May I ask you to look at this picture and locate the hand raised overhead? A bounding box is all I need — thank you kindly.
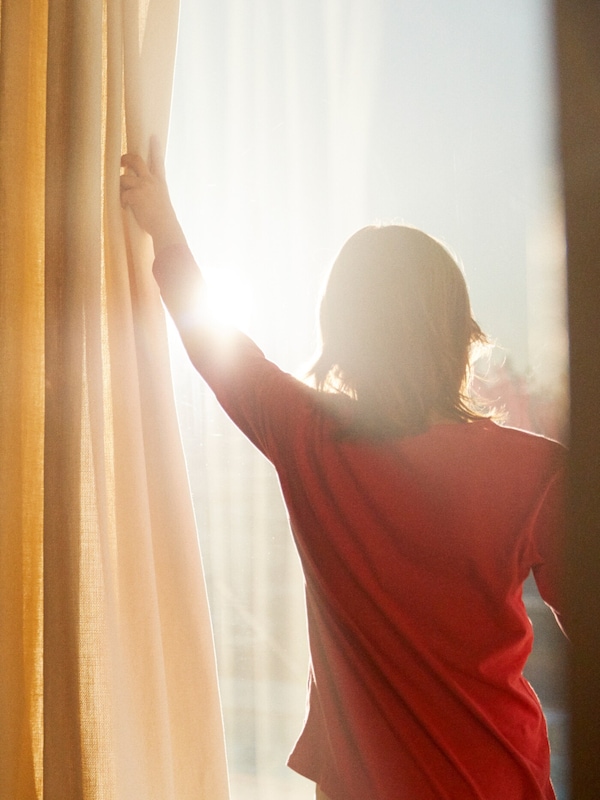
[120,136,186,253]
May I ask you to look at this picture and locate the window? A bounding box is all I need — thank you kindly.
[167,2,568,797]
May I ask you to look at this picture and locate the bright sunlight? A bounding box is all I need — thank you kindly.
[203,265,256,332]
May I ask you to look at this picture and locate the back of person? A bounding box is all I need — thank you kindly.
[200,341,565,799]
[277,408,564,800]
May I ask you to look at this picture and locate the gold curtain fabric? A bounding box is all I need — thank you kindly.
[0,2,47,797]
[0,1,229,798]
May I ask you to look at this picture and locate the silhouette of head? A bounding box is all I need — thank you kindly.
[311,224,487,436]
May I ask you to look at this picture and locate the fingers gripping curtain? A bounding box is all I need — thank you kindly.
[0,1,229,798]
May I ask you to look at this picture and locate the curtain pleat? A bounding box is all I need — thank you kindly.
[1,0,229,797]
[44,2,101,794]
[0,2,47,798]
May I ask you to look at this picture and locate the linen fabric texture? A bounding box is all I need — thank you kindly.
[0,1,228,797]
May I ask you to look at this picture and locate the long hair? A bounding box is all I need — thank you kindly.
[308,224,488,437]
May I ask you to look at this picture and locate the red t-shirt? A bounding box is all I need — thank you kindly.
[154,245,566,800]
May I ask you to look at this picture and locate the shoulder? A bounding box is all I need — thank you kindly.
[480,419,565,452]
[470,419,566,476]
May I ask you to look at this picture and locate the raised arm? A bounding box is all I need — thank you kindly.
[119,139,284,458]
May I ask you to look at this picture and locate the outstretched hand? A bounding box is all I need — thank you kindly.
[120,136,186,253]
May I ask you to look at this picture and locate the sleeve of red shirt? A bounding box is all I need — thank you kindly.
[152,242,314,458]
[530,468,568,636]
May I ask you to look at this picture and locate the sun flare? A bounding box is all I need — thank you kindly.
[204,266,255,332]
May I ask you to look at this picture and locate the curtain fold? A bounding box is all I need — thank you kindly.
[1,1,229,798]
[0,2,47,798]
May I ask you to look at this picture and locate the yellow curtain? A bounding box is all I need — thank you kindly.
[0,2,46,797]
[0,1,229,798]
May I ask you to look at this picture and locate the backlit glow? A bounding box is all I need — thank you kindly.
[204,266,255,332]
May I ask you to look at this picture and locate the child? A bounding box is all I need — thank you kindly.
[121,140,566,800]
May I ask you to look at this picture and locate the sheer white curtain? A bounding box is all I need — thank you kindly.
[167,2,566,798]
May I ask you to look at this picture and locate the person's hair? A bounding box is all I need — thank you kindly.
[308,224,489,437]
